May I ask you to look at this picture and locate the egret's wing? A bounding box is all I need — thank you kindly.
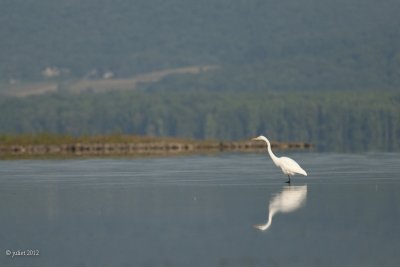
[279,157,307,176]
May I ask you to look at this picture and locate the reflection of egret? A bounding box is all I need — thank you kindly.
[252,135,307,183]
[254,185,307,231]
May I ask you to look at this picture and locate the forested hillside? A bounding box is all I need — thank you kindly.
[1,0,400,91]
[0,90,398,151]
[1,0,400,151]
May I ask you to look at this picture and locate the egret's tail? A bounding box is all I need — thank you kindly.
[299,168,307,176]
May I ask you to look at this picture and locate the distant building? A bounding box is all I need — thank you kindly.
[9,79,19,85]
[42,67,60,78]
[103,71,114,79]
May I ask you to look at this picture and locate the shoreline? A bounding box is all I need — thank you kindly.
[0,138,313,158]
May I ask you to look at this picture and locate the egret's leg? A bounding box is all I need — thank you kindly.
[285,175,291,184]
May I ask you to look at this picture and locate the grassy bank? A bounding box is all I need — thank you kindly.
[0,133,196,146]
[0,134,313,158]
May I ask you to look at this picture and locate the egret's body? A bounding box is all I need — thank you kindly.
[252,135,307,183]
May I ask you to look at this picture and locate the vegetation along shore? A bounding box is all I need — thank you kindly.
[0,134,313,158]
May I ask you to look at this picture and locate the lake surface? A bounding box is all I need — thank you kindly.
[1,152,400,266]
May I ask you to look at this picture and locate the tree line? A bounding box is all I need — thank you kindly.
[0,90,398,152]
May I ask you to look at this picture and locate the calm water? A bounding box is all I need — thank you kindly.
[1,152,400,267]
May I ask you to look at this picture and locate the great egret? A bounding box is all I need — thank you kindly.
[252,135,307,183]
[254,185,307,231]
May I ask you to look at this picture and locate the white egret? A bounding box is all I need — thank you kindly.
[254,185,307,231]
[252,135,307,183]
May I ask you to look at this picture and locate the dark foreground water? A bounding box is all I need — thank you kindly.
[1,152,400,267]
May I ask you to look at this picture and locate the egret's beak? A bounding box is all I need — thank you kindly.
[251,137,259,141]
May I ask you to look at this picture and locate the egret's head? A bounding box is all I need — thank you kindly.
[252,135,267,142]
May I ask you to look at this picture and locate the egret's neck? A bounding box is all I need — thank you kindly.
[255,209,274,231]
[264,210,274,230]
[264,138,279,165]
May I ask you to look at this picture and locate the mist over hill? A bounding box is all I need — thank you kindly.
[1,0,400,91]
